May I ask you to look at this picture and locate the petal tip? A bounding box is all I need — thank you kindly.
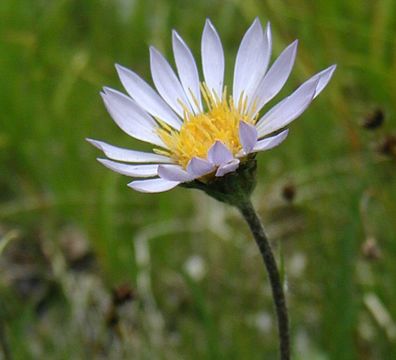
[114,63,136,84]
[86,138,100,149]
[328,64,337,73]
[114,63,122,70]
[172,30,185,49]
[172,29,180,40]
[127,181,141,192]
[115,63,128,75]
[204,18,215,32]
[102,86,112,94]
[244,17,263,39]
[252,17,262,27]
[127,178,180,193]
[205,18,212,26]
[265,22,272,39]
[149,46,162,58]
[100,91,107,100]
[96,158,110,167]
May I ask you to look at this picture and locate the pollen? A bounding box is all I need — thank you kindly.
[156,84,258,168]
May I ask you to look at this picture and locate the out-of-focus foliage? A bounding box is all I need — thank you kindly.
[1,0,396,359]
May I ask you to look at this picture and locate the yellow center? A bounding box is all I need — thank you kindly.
[156,84,258,169]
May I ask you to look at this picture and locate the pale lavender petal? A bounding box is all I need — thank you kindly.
[215,159,240,177]
[97,158,158,177]
[101,89,166,148]
[233,19,272,107]
[239,121,258,154]
[250,40,298,115]
[115,64,182,130]
[172,31,202,113]
[150,46,192,117]
[256,64,335,138]
[128,178,180,193]
[313,65,337,99]
[87,138,173,163]
[256,76,319,138]
[253,129,289,152]
[201,19,224,98]
[207,141,233,166]
[158,164,195,182]
[186,157,214,177]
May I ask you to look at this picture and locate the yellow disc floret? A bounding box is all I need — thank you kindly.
[156,84,258,169]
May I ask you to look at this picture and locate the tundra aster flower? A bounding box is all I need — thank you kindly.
[88,18,335,193]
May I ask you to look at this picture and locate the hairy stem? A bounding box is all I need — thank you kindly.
[238,200,290,360]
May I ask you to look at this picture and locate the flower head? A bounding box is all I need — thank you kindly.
[88,18,335,193]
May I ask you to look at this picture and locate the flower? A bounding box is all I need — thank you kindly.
[88,18,336,193]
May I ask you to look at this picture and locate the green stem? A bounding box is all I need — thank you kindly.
[238,199,290,360]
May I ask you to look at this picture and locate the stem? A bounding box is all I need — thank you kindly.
[238,199,290,360]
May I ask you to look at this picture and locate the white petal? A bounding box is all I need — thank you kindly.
[207,141,233,166]
[172,31,202,113]
[313,65,337,99]
[253,130,289,152]
[128,178,180,193]
[87,138,172,163]
[251,40,298,115]
[115,64,182,130]
[256,76,319,138]
[201,19,224,99]
[239,121,258,154]
[101,89,166,148]
[158,164,195,182]
[215,159,240,177]
[233,19,272,107]
[186,157,214,177]
[97,158,158,177]
[150,46,192,118]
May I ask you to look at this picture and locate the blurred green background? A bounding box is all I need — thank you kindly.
[1,0,396,359]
